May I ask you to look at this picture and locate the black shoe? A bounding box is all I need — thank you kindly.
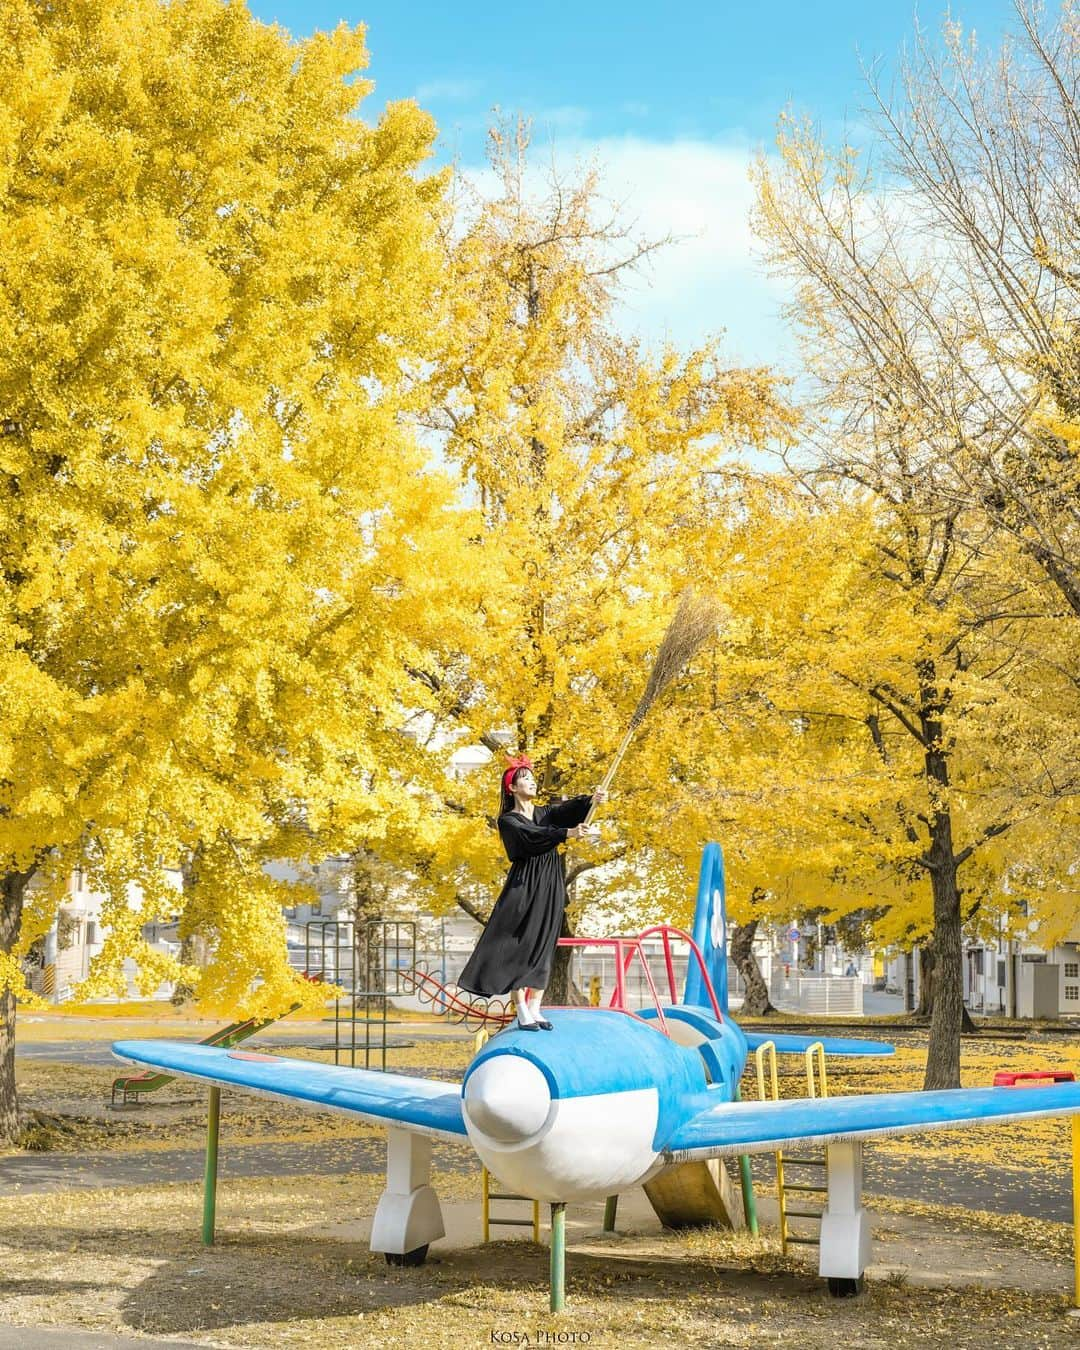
[536,1019,554,1030]
[516,1018,539,1031]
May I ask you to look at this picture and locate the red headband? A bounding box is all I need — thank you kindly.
[502,754,533,794]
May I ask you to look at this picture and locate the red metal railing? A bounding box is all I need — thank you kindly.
[397,923,724,1034]
[632,925,724,1022]
[556,924,724,1031]
[556,936,668,1033]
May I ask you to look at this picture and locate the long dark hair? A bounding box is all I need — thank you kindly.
[499,766,530,816]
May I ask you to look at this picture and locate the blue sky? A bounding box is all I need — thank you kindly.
[247,2,1042,365]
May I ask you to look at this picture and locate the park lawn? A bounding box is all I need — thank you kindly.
[0,1170,1074,1348]
[10,1057,400,1155]
[6,1015,1080,1344]
[41,1001,213,1019]
[733,1027,1080,1181]
[10,1017,473,1154]
[20,1000,459,1027]
[828,1034,1080,1179]
[14,1014,337,1044]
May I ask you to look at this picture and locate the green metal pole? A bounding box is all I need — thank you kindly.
[550,1202,566,1312]
[602,1194,618,1232]
[738,1153,757,1234]
[733,1083,758,1235]
[202,1085,221,1246]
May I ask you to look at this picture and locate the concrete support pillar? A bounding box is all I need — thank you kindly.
[370,1128,445,1260]
[818,1141,870,1285]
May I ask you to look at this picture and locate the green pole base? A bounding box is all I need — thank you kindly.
[732,1083,758,1235]
[202,1085,221,1246]
[603,1194,618,1232]
[550,1202,566,1312]
[738,1152,758,1235]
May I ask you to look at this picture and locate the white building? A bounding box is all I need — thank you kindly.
[882,924,1080,1019]
[27,868,182,1002]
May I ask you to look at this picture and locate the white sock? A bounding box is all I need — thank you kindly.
[514,990,535,1024]
[529,992,544,1020]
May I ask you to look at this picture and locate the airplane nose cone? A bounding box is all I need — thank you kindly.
[464,1055,552,1142]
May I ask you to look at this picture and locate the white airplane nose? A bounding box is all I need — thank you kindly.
[464,1055,552,1142]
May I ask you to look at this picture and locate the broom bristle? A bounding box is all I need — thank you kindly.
[630,589,721,727]
[585,587,723,820]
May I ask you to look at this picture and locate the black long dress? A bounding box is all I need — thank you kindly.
[457,795,593,998]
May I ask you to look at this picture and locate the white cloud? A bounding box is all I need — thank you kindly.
[584,137,795,366]
[461,135,796,369]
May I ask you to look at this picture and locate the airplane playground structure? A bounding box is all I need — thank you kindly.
[113,844,1080,1313]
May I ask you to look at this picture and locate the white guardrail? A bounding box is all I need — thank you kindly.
[769,974,863,1016]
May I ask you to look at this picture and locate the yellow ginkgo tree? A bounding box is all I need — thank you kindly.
[381,121,791,982]
[675,478,1080,1088]
[745,84,1080,1085]
[0,0,482,1141]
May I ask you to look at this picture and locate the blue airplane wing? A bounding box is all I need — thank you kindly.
[664,1080,1080,1159]
[112,1040,466,1141]
[741,1031,894,1057]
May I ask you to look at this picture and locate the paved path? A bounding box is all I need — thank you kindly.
[0,1124,1071,1224]
[0,1331,203,1349]
[0,1133,475,1194]
[863,989,907,1016]
[312,1189,1076,1297]
[18,1024,472,1068]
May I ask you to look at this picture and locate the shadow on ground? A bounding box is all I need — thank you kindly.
[113,1235,824,1339]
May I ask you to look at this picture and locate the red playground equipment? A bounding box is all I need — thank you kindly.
[400,924,723,1035]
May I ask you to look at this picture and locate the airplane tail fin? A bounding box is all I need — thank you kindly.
[683,843,728,1014]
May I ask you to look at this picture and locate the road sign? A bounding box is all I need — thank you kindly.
[786,927,801,943]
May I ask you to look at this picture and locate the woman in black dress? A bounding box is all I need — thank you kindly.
[458,758,606,1030]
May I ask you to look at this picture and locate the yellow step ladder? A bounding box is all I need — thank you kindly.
[755,1040,829,1255]
[475,1030,541,1242]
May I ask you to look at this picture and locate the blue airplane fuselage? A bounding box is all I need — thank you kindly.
[460,1007,743,1201]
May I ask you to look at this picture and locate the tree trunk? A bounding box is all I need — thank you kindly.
[546,907,587,1006]
[350,848,393,999]
[730,920,775,1015]
[923,814,965,1089]
[915,938,976,1034]
[545,941,574,1006]
[170,934,207,1006]
[0,870,34,1146]
[170,851,204,1007]
[915,942,936,1019]
[917,663,973,1089]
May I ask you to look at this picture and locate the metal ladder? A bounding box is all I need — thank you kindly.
[475,1030,541,1242]
[305,917,417,1070]
[755,1039,829,1255]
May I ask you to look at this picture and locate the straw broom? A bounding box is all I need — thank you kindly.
[583,588,722,825]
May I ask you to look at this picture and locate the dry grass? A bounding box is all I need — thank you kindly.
[812,1033,1080,1177]
[8,1058,392,1156]
[7,1013,1080,1345]
[0,1174,1074,1348]
[868,1193,1076,1264]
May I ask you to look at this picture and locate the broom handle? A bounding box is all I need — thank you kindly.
[583,720,640,825]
